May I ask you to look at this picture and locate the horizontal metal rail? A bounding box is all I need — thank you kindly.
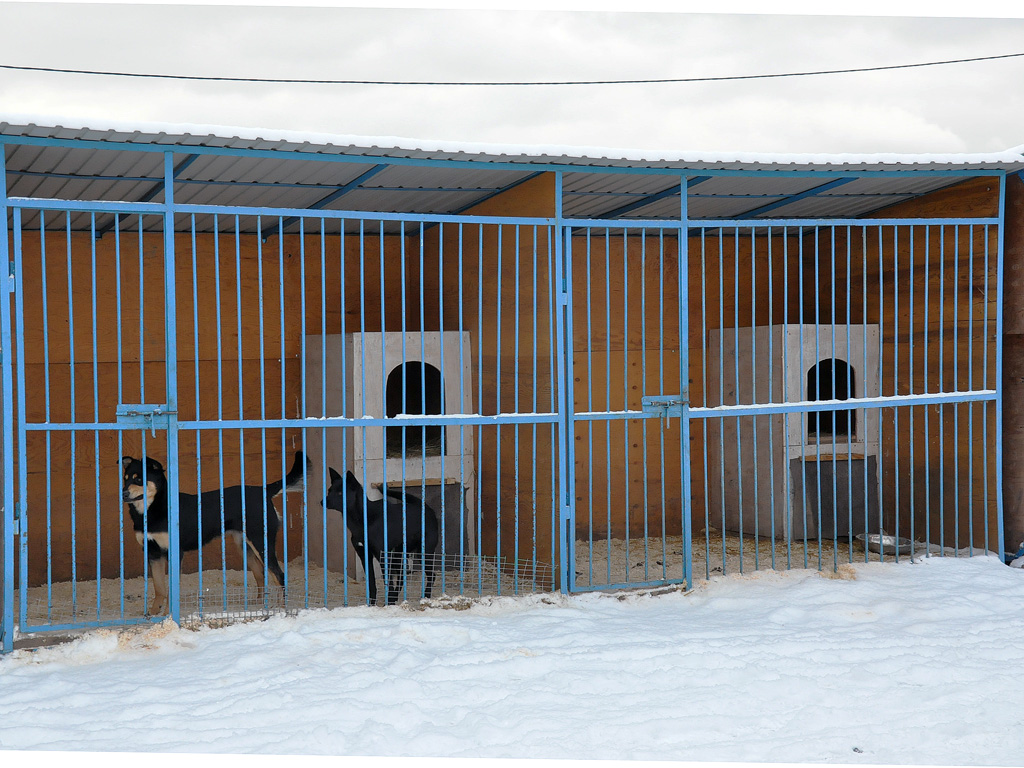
[7,197,554,227]
[25,412,560,432]
[577,390,997,422]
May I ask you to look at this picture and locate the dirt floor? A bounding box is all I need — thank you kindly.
[12,530,906,632]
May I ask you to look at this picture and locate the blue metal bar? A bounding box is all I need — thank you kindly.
[94,154,199,239]
[259,164,389,240]
[163,152,182,624]
[995,174,1007,558]
[10,196,1002,232]
[191,215,204,615]
[553,172,572,593]
[678,177,693,590]
[90,213,101,615]
[599,179,699,220]
[734,178,859,218]
[0,142,15,653]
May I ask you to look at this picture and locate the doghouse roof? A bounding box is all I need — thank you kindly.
[3,114,1023,224]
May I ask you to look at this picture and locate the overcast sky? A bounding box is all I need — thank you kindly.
[0,1,1022,155]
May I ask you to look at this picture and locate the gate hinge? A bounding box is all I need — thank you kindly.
[11,502,21,536]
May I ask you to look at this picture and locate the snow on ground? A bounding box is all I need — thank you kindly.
[1,555,1023,764]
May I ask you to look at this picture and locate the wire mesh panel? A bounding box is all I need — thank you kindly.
[691,221,1000,576]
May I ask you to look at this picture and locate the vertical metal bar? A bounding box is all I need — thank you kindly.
[298,217,308,605]
[909,226,916,557]
[514,225,521,593]
[41,212,54,619]
[623,228,630,580]
[967,224,974,553]
[90,213,101,617]
[924,226,931,552]
[657,228,667,580]
[995,175,1007,560]
[278,216,289,597]
[605,229,612,583]
[767,227,776,570]
[162,152,182,624]
[553,172,572,593]
[114,214,124,617]
[256,217,269,608]
[586,228,594,586]
[0,145,15,651]
[495,225,503,594]
[457,222,466,595]
[477,224,485,594]
[700,229,711,579]
[751,229,760,570]
[640,228,649,582]
[215,215,227,609]
[234,216,249,605]
[734,229,743,572]
[783,228,793,570]
[190,215,203,616]
[68,211,79,614]
[953,225,960,553]
[437,221,447,598]
[678,179,692,590]
[893,227,900,562]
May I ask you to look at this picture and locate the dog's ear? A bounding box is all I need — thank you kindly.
[328,467,341,483]
[121,456,133,468]
[145,457,164,472]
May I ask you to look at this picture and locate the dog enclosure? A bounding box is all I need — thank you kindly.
[1,119,1021,651]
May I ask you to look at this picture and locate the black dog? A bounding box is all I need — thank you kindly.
[322,468,439,605]
[121,451,309,615]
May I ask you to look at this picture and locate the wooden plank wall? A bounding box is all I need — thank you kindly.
[1000,173,1024,554]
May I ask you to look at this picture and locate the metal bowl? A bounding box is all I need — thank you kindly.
[855,533,915,555]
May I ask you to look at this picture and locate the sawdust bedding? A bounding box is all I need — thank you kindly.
[14,528,887,632]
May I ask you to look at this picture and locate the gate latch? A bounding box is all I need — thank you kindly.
[641,395,688,424]
[116,404,176,436]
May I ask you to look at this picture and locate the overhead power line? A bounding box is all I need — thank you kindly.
[1,52,1022,86]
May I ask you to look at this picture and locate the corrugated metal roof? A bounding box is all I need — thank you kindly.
[2,115,1022,230]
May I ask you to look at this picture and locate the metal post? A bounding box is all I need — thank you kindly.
[553,172,573,593]
[678,177,693,590]
[1,142,14,653]
[163,152,181,623]
[995,172,1007,559]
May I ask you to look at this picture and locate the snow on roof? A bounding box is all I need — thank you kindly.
[3,112,1023,170]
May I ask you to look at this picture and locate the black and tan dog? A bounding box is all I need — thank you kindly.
[121,451,309,615]
[322,468,439,606]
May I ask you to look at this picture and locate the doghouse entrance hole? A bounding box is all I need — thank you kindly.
[807,358,856,438]
[385,361,445,457]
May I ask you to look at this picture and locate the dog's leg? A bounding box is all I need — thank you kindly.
[385,550,406,606]
[148,549,170,617]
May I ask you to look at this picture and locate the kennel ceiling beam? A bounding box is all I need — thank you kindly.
[732,177,859,218]
[598,176,711,219]
[93,153,199,239]
[259,164,389,240]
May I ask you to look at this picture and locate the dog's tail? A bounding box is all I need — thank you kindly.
[266,451,311,496]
